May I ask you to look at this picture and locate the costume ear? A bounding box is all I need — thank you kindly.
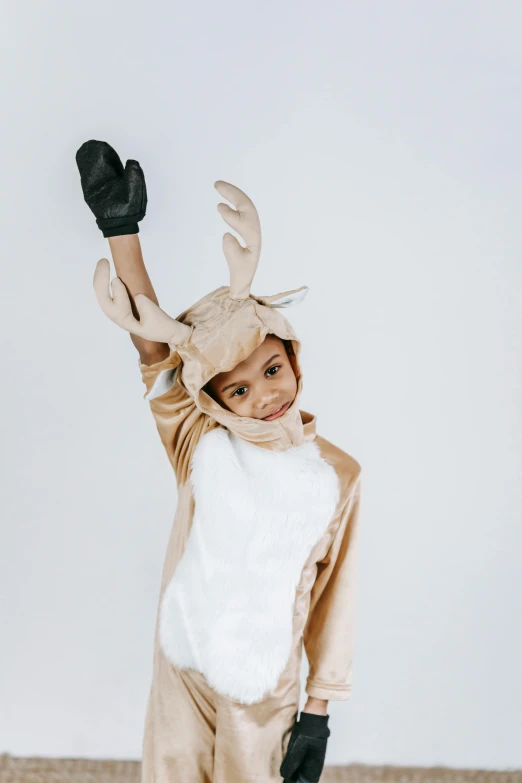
[254,286,309,308]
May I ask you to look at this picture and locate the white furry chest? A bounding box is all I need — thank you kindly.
[159,427,340,704]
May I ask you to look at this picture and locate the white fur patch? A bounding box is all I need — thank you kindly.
[145,366,178,401]
[268,288,309,307]
[159,427,340,704]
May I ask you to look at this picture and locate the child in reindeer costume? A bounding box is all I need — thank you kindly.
[76,141,362,783]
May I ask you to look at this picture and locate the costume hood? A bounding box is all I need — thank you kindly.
[93,180,312,451]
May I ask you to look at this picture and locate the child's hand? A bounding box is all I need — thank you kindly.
[75,140,147,238]
[280,712,330,782]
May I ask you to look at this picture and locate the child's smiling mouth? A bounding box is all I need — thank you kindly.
[261,401,290,421]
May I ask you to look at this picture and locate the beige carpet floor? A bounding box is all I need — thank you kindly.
[0,756,520,783]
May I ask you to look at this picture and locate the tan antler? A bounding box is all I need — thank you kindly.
[93,258,192,349]
[214,180,262,300]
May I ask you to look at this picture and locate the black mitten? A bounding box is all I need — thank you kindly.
[280,712,330,782]
[75,139,147,238]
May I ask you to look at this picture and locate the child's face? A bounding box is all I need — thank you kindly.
[206,335,298,420]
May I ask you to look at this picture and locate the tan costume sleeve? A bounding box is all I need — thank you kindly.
[139,350,214,487]
[303,474,362,701]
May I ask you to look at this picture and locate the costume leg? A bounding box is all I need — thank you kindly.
[213,653,301,783]
[141,653,216,783]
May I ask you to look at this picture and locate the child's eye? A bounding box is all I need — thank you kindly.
[267,365,280,376]
[232,386,247,398]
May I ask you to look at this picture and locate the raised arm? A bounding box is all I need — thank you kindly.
[107,234,169,365]
[76,139,169,365]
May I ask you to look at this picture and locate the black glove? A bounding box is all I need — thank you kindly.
[280,712,330,782]
[75,139,147,238]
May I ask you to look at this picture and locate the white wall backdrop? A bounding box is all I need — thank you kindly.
[0,0,521,770]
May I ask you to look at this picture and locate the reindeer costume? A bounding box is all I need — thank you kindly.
[77,142,361,783]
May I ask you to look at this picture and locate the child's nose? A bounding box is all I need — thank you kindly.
[257,395,281,412]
